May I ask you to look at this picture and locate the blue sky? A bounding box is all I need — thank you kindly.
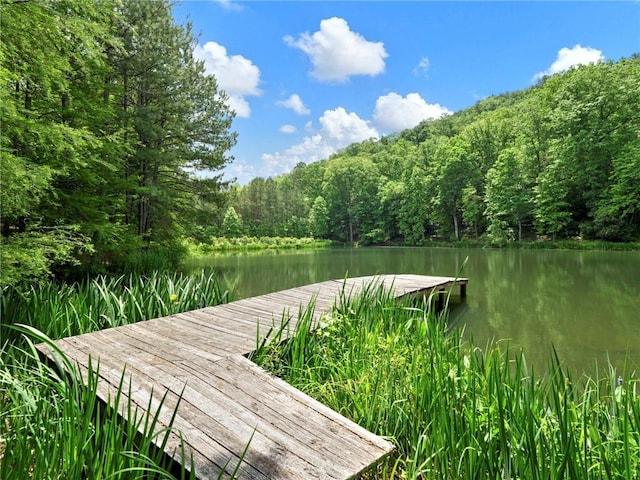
[172,1,640,184]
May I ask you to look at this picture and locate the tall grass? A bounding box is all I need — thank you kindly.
[252,286,640,479]
[1,270,230,343]
[0,325,194,480]
[0,271,234,479]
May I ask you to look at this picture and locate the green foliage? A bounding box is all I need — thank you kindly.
[534,160,572,239]
[308,196,329,238]
[230,57,640,245]
[254,286,640,478]
[1,271,230,341]
[222,206,244,237]
[0,154,53,224]
[114,0,235,247]
[376,180,402,242]
[322,156,380,243]
[594,140,640,240]
[230,174,310,237]
[461,185,484,239]
[430,137,477,241]
[398,171,429,245]
[0,227,93,287]
[485,146,535,242]
[0,0,235,286]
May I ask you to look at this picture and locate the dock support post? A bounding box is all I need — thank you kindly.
[436,289,444,311]
[460,283,467,299]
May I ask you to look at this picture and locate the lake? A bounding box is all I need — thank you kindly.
[183,247,640,376]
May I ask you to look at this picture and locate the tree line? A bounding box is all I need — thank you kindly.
[2,1,637,287]
[1,0,236,285]
[218,57,639,245]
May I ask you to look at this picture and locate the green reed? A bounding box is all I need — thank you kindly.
[1,271,230,343]
[0,271,236,479]
[253,285,640,479]
[0,326,195,480]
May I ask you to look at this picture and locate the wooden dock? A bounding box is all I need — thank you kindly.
[37,274,467,479]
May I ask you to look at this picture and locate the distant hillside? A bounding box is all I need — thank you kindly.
[215,56,639,244]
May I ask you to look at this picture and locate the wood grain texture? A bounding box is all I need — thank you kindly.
[36,274,467,479]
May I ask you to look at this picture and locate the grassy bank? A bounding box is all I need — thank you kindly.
[495,239,640,251]
[404,239,640,251]
[252,287,640,479]
[185,236,334,255]
[187,236,640,255]
[0,272,232,479]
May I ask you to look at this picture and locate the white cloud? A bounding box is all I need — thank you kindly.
[279,124,297,134]
[373,92,451,133]
[319,107,379,148]
[284,17,388,82]
[413,56,430,77]
[261,135,334,177]
[260,107,379,176]
[193,41,261,117]
[226,97,251,118]
[533,44,604,81]
[276,94,310,115]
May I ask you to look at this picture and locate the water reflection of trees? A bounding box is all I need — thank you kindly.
[467,250,639,374]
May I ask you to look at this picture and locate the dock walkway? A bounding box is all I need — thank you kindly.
[37,274,467,479]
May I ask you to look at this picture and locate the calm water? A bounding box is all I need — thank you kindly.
[183,247,640,376]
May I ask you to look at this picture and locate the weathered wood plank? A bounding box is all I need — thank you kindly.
[48,335,266,479]
[36,274,468,480]
[151,356,382,479]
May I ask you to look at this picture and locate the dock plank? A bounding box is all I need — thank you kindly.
[37,274,467,479]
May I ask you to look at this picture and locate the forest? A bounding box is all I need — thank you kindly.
[2,0,639,288]
[221,57,640,247]
[0,0,236,286]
